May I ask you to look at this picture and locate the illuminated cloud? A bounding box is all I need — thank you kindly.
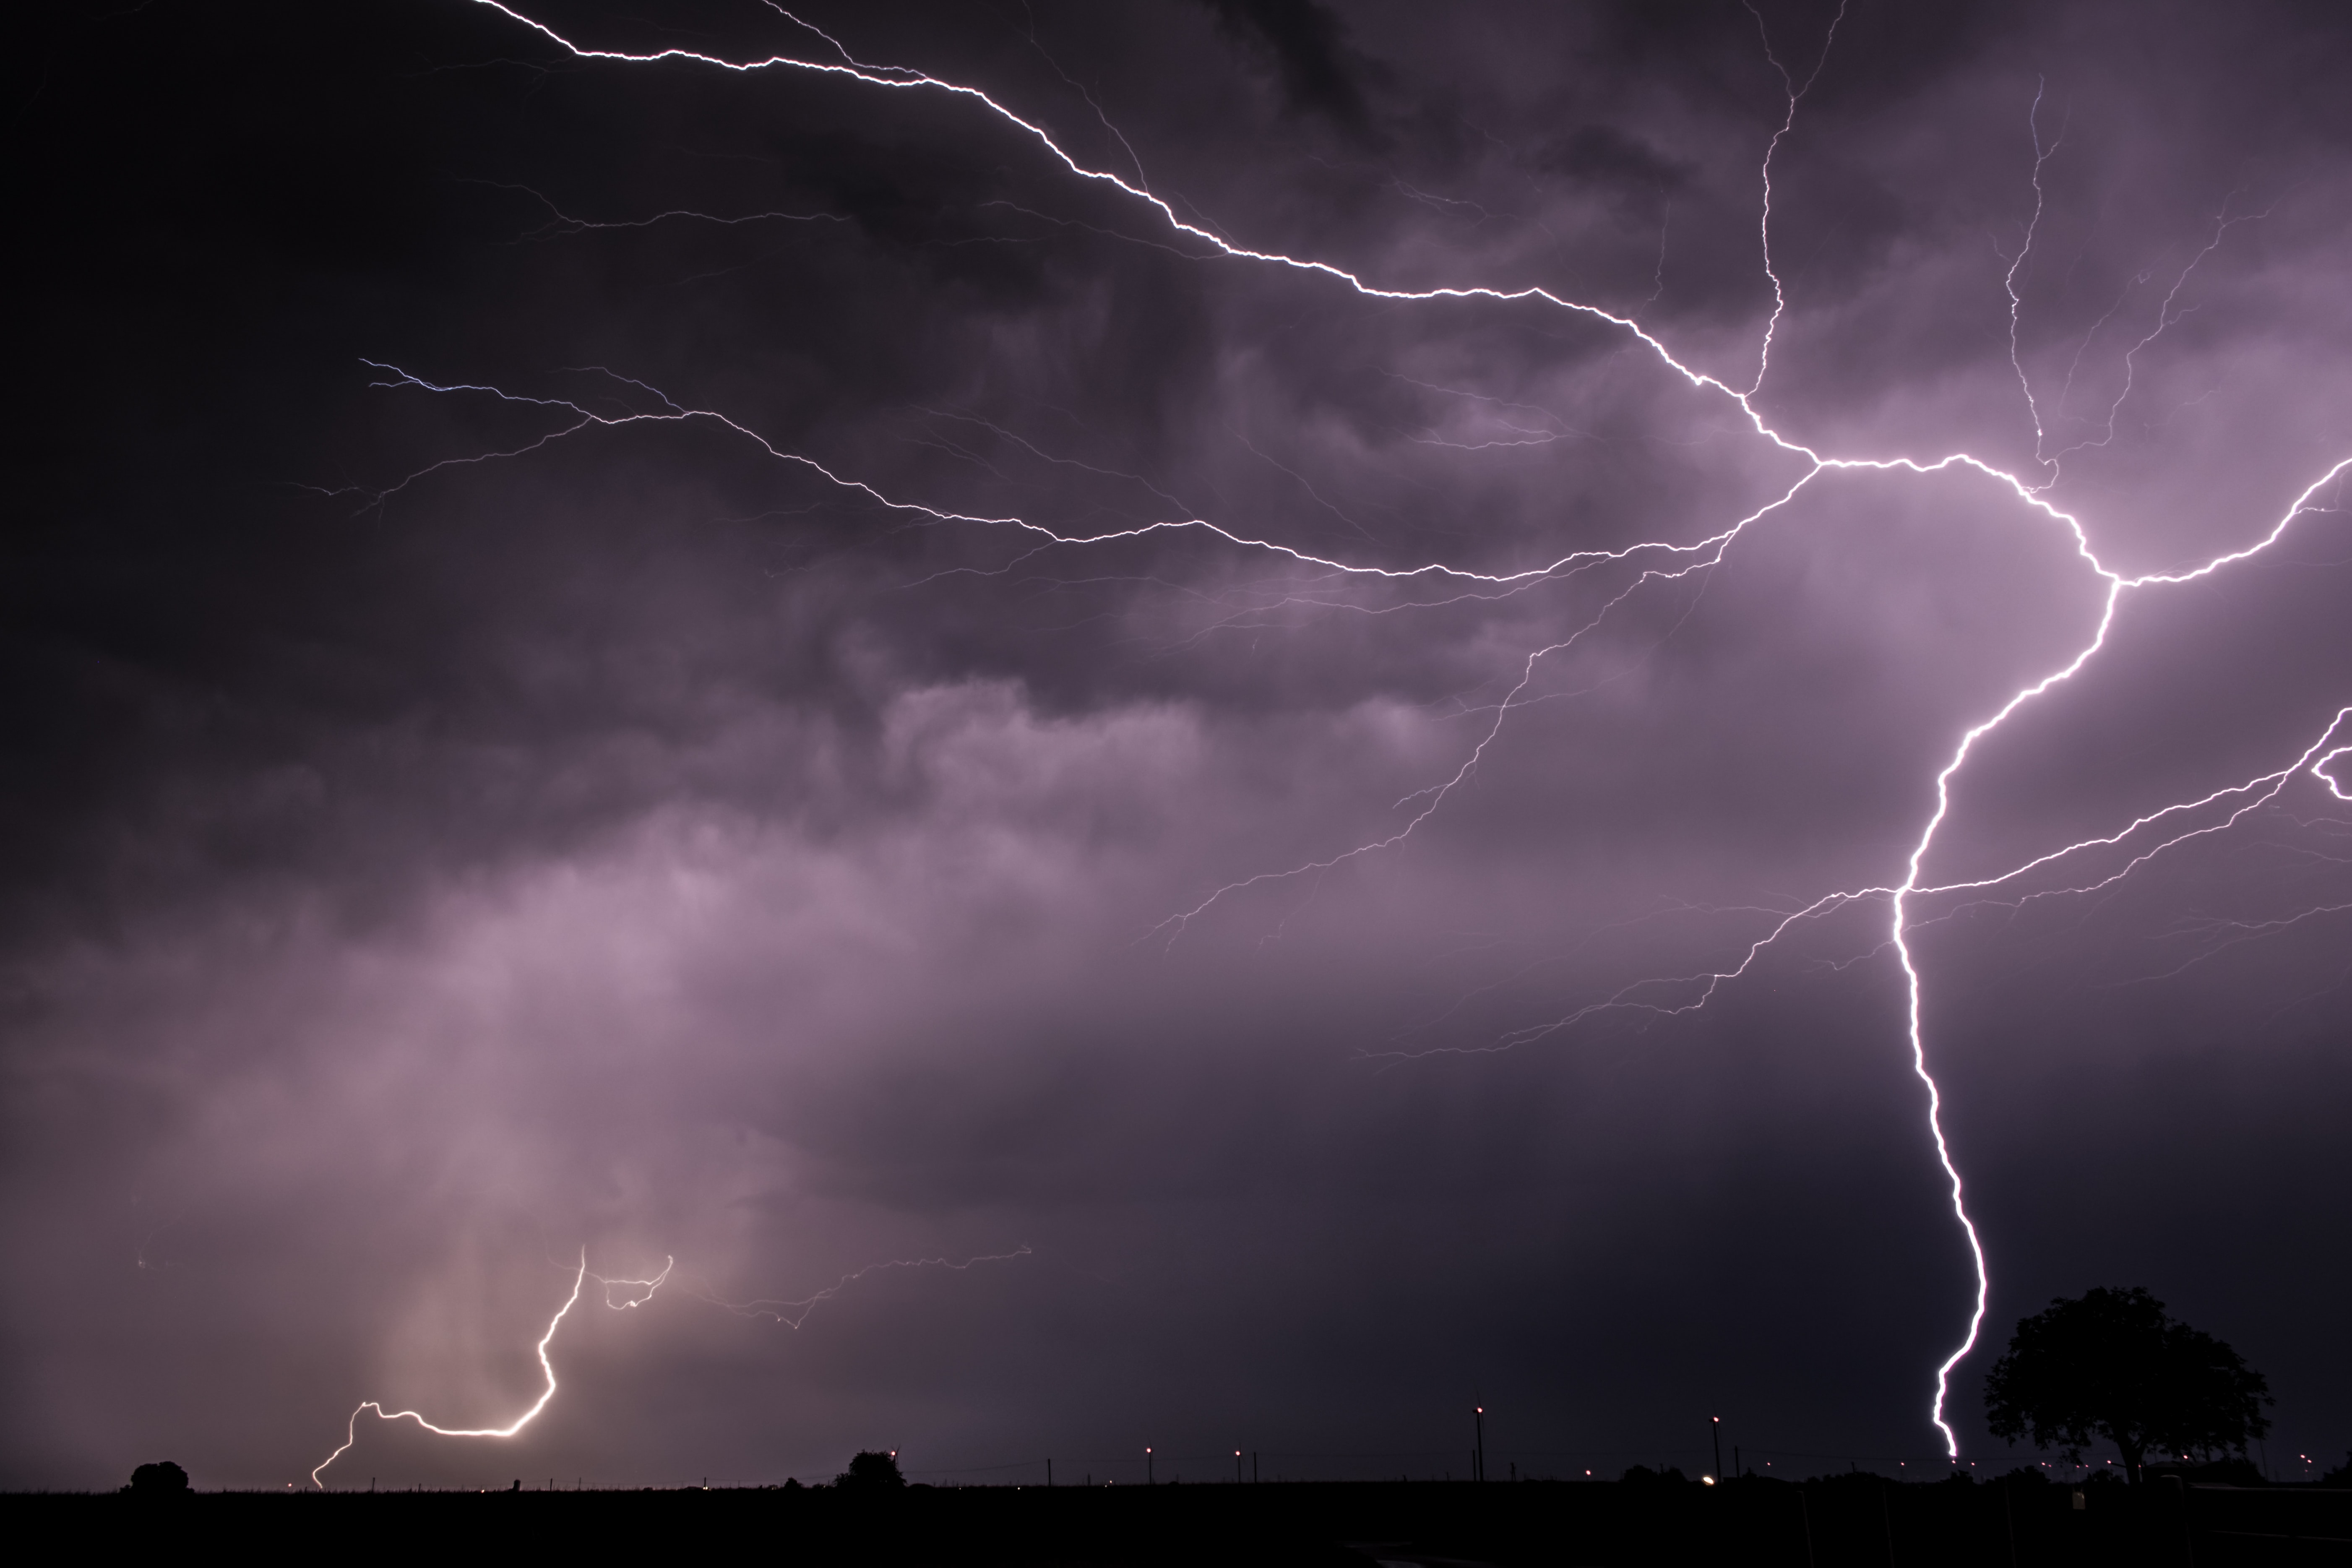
[5,0,2347,1488]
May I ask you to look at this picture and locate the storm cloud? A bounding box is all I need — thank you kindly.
[5,0,2349,1490]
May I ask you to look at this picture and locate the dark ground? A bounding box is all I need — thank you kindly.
[19,1475,2350,1564]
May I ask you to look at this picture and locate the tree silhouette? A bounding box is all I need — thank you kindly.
[836,1449,906,1489]
[1984,1286,2271,1482]
[127,1461,188,1495]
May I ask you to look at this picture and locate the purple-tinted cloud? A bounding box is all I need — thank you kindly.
[5,0,2347,1490]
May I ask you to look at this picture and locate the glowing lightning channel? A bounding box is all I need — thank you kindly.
[309,1250,670,1487]
[469,177,850,241]
[435,1,2352,1457]
[1892,676,2350,1448]
[591,1255,677,1310]
[2044,198,2270,477]
[1915,703,2352,908]
[1381,700,2352,1060]
[1149,473,1824,943]
[341,359,1747,598]
[453,0,1827,437]
[1745,0,1848,395]
[2318,745,2352,802]
[2002,78,2063,480]
[696,1246,1033,1329]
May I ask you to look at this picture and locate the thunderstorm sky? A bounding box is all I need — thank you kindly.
[7,0,2350,1490]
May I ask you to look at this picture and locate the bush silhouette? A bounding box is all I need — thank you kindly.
[127,1461,189,1495]
[836,1450,906,1489]
[1619,1465,1689,1485]
[1984,1286,2271,1483]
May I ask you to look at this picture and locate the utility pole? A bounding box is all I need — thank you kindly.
[1046,1458,1053,1487]
[1146,1448,1154,1485]
[1474,1407,1487,1483]
[1235,1451,1243,1485]
[1711,1416,1723,1484]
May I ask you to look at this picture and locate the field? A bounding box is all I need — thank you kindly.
[26,1474,2349,1565]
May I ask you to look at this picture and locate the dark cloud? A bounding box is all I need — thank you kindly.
[1534,123,1694,195]
[1195,0,1375,134]
[3,0,2348,1494]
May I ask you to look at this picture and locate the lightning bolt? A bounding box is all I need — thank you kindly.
[2000,77,2063,481]
[307,1241,1032,1482]
[2318,745,2352,801]
[2041,197,2271,477]
[309,1250,671,1487]
[695,1245,1034,1329]
[465,177,850,242]
[591,1256,677,1310]
[383,2,2352,1459]
[1744,0,1847,395]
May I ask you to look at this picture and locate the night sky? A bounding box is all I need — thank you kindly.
[7,0,2349,1491]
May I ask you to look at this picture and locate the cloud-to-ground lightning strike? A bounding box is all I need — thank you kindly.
[310,1251,672,1487]
[402,2,2352,1457]
[307,1240,1029,1482]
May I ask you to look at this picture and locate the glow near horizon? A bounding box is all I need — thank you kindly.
[310,1254,672,1487]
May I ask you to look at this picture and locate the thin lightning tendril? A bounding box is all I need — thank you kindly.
[2002,78,2062,479]
[408,2,2352,1458]
[695,1246,1035,1329]
[2044,199,2270,477]
[1745,0,1848,396]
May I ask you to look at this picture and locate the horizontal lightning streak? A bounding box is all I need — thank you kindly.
[696,1246,1033,1329]
[1151,473,1822,942]
[1391,705,2352,1052]
[1917,703,2352,905]
[351,361,1749,594]
[2128,900,2352,985]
